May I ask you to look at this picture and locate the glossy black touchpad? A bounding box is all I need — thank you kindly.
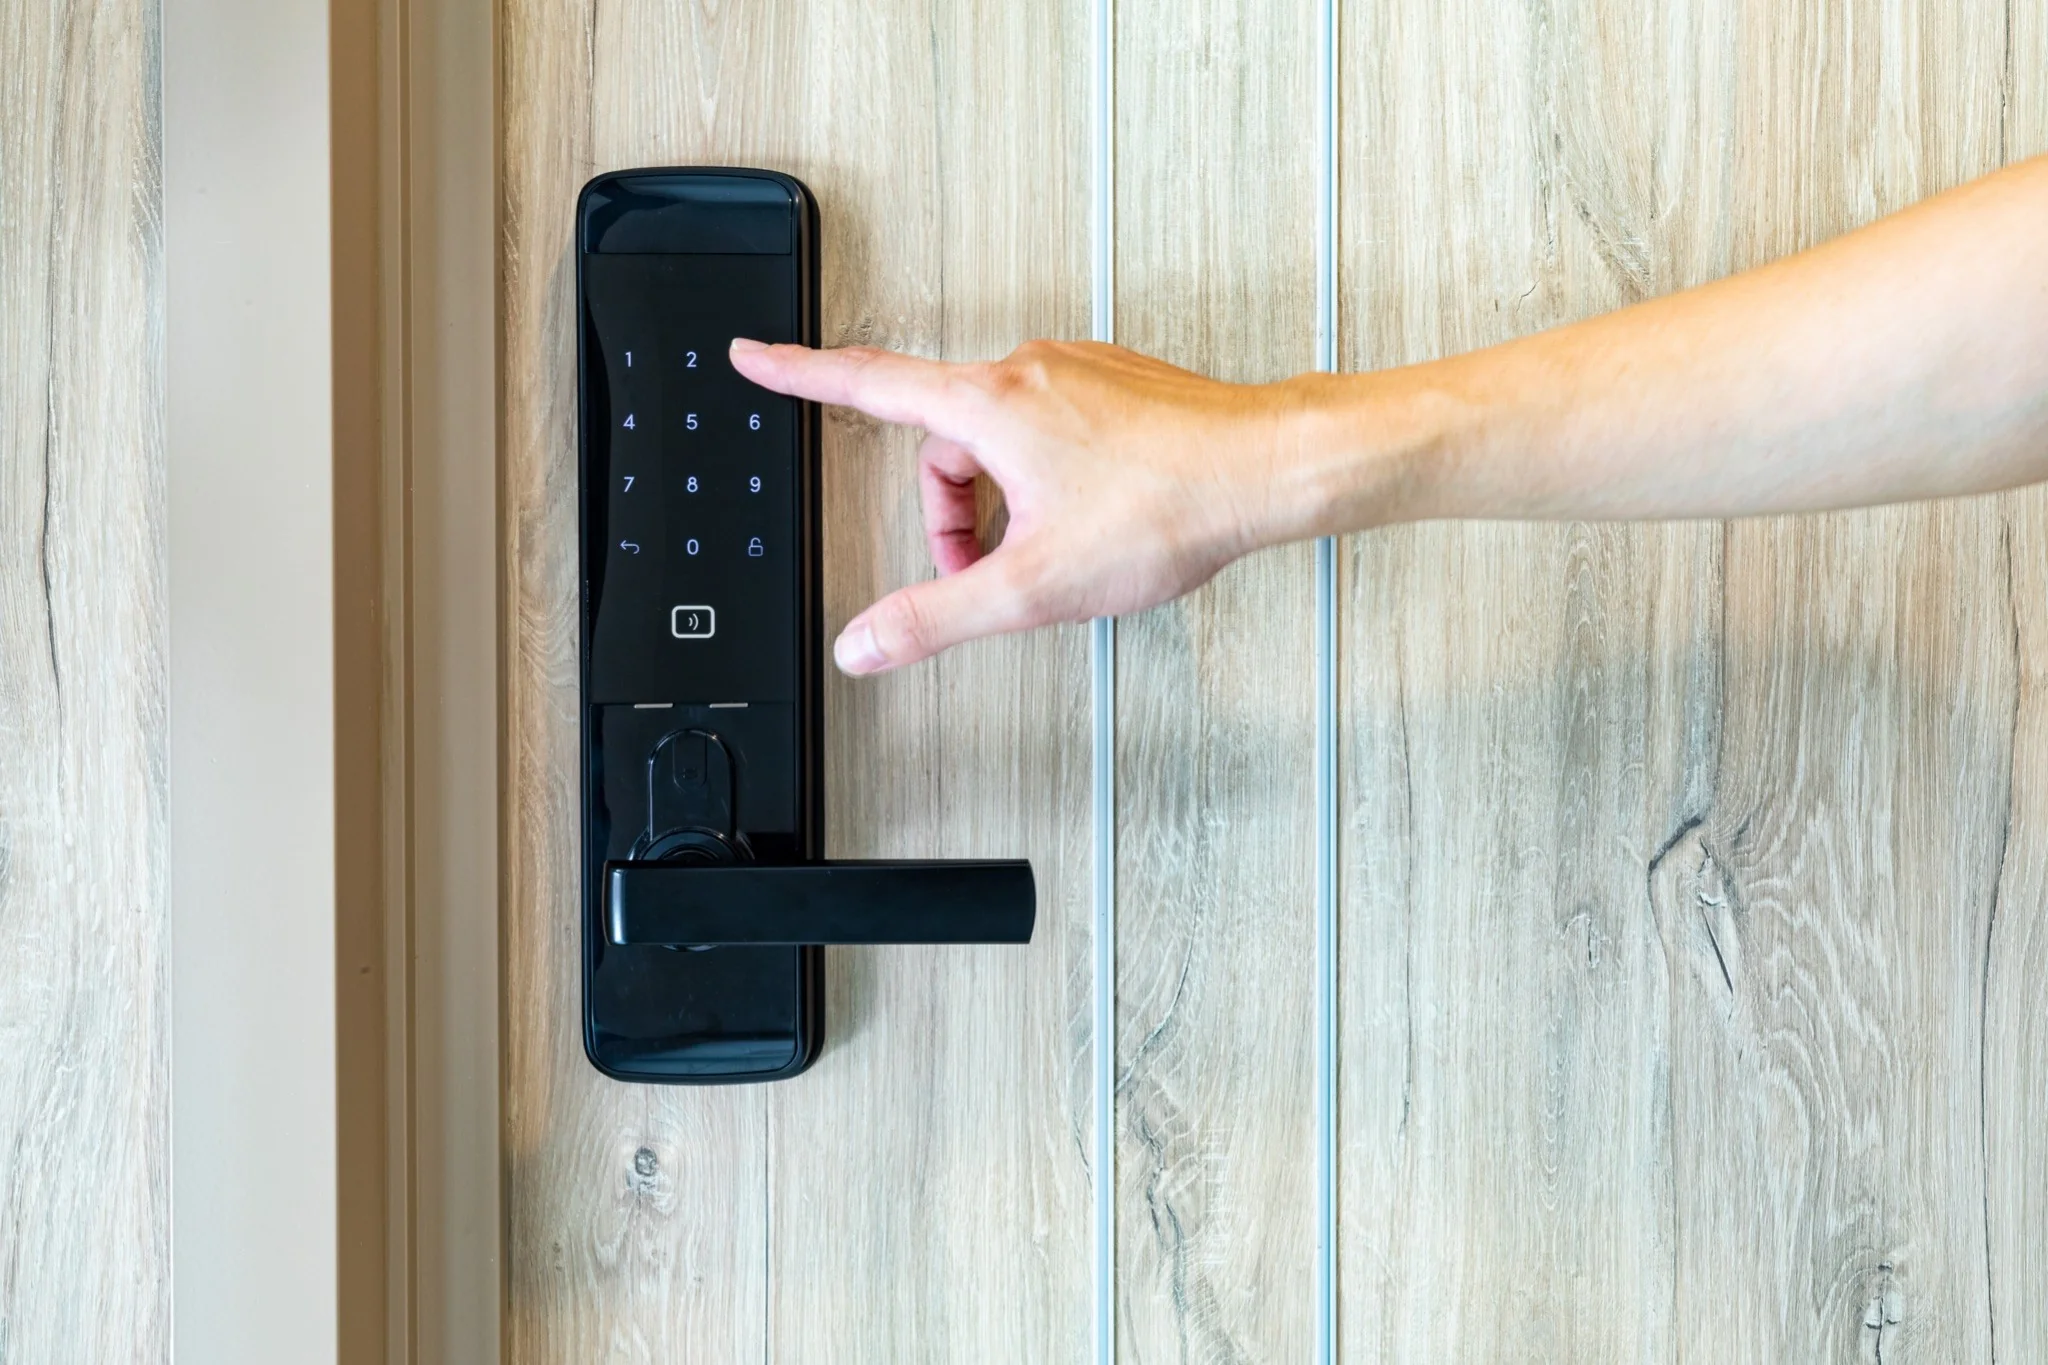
[583,253,800,704]
[579,211,814,1084]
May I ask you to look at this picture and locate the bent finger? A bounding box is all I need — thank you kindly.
[919,433,985,575]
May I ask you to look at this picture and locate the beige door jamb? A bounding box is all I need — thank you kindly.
[333,0,502,1359]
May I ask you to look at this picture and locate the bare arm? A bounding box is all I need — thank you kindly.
[732,154,2048,675]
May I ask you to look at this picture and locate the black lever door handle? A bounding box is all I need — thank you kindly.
[605,859,1035,947]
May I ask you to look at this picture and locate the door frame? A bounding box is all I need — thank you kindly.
[330,0,503,1359]
[165,0,355,1357]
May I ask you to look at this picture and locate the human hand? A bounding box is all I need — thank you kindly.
[729,337,1320,674]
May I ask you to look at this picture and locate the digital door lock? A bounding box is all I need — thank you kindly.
[577,167,1035,1084]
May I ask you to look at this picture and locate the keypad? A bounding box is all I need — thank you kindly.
[583,253,800,703]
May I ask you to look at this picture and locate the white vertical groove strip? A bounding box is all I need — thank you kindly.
[1090,0,1117,1359]
[1313,0,1340,1355]
[1090,611,1115,1365]
[1314,529,1338,1365]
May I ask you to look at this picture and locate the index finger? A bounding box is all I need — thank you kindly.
[729,339,979,432]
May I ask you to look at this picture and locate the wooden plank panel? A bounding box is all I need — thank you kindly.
[0,0,168,1357]
[1694,500,2013,1359]
[1662,6,2011,1357]
[748,1,1095,1359]
[504,1,1093,1360]
[1111,0,1320,1359]
[1337,2,1719,1354]
[1339,0,2032,1357]
[2014,6,2048,163]
[502,4,768,1361]
[1339,522,1710,1361]
[1985,480,2048,1358]
[1980,29,2047,1365]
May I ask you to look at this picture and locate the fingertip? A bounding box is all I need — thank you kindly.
[728,336,785,376]
[728,337,769,378]
[832,619,889,676]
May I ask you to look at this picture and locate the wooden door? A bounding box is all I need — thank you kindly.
[1337,2,2048,1358]
[499,2,2048,1361]
[501,3,1094,1360]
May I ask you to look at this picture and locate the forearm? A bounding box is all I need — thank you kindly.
[731,157,2048,672]
[1273,154,2048,541]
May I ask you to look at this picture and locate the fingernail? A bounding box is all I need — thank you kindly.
[729,337,767,353]
[833,621,887,675]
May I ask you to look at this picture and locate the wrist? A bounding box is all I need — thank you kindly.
[1254,368,1462,545]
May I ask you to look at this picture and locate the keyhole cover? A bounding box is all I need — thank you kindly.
[638,728,748,864]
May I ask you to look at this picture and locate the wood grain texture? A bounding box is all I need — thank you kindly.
[1339,0,2046,1359]
[503,0,2044,1356]
[1111,0,1320,1359]
[0,0,168,1359]
[1984,483,2048,1360]
[1629,8,2025,1356]
[1689,502,2014,1360]
[1339,521,1711,1361]
[748,1,1096,1358]
[501,2,1093,1360]
[2015,9,2048,165]
[1978,40,2046,1365]
[502,3,768,1361]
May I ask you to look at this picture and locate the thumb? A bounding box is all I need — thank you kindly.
[833,552,1038,674]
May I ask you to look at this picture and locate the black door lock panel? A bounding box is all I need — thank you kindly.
[577,168,1034,1084]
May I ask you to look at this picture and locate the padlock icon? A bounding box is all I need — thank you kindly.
[747,537,765,558]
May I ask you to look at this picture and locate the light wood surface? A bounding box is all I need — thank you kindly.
[500,2,1093,1361]
[1988,6,2048,1332]
[1340,1,2048,1360]
[1337,5,1731,1355]
[0,0,167,1358]
[1986,484,2048,1358]
[501,2,768,1361]
[498,0,2047,1357]
[749,2,1096,1358]
[1111,0,1321,1360]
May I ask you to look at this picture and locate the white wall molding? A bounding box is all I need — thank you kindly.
[166,0,339,1357]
